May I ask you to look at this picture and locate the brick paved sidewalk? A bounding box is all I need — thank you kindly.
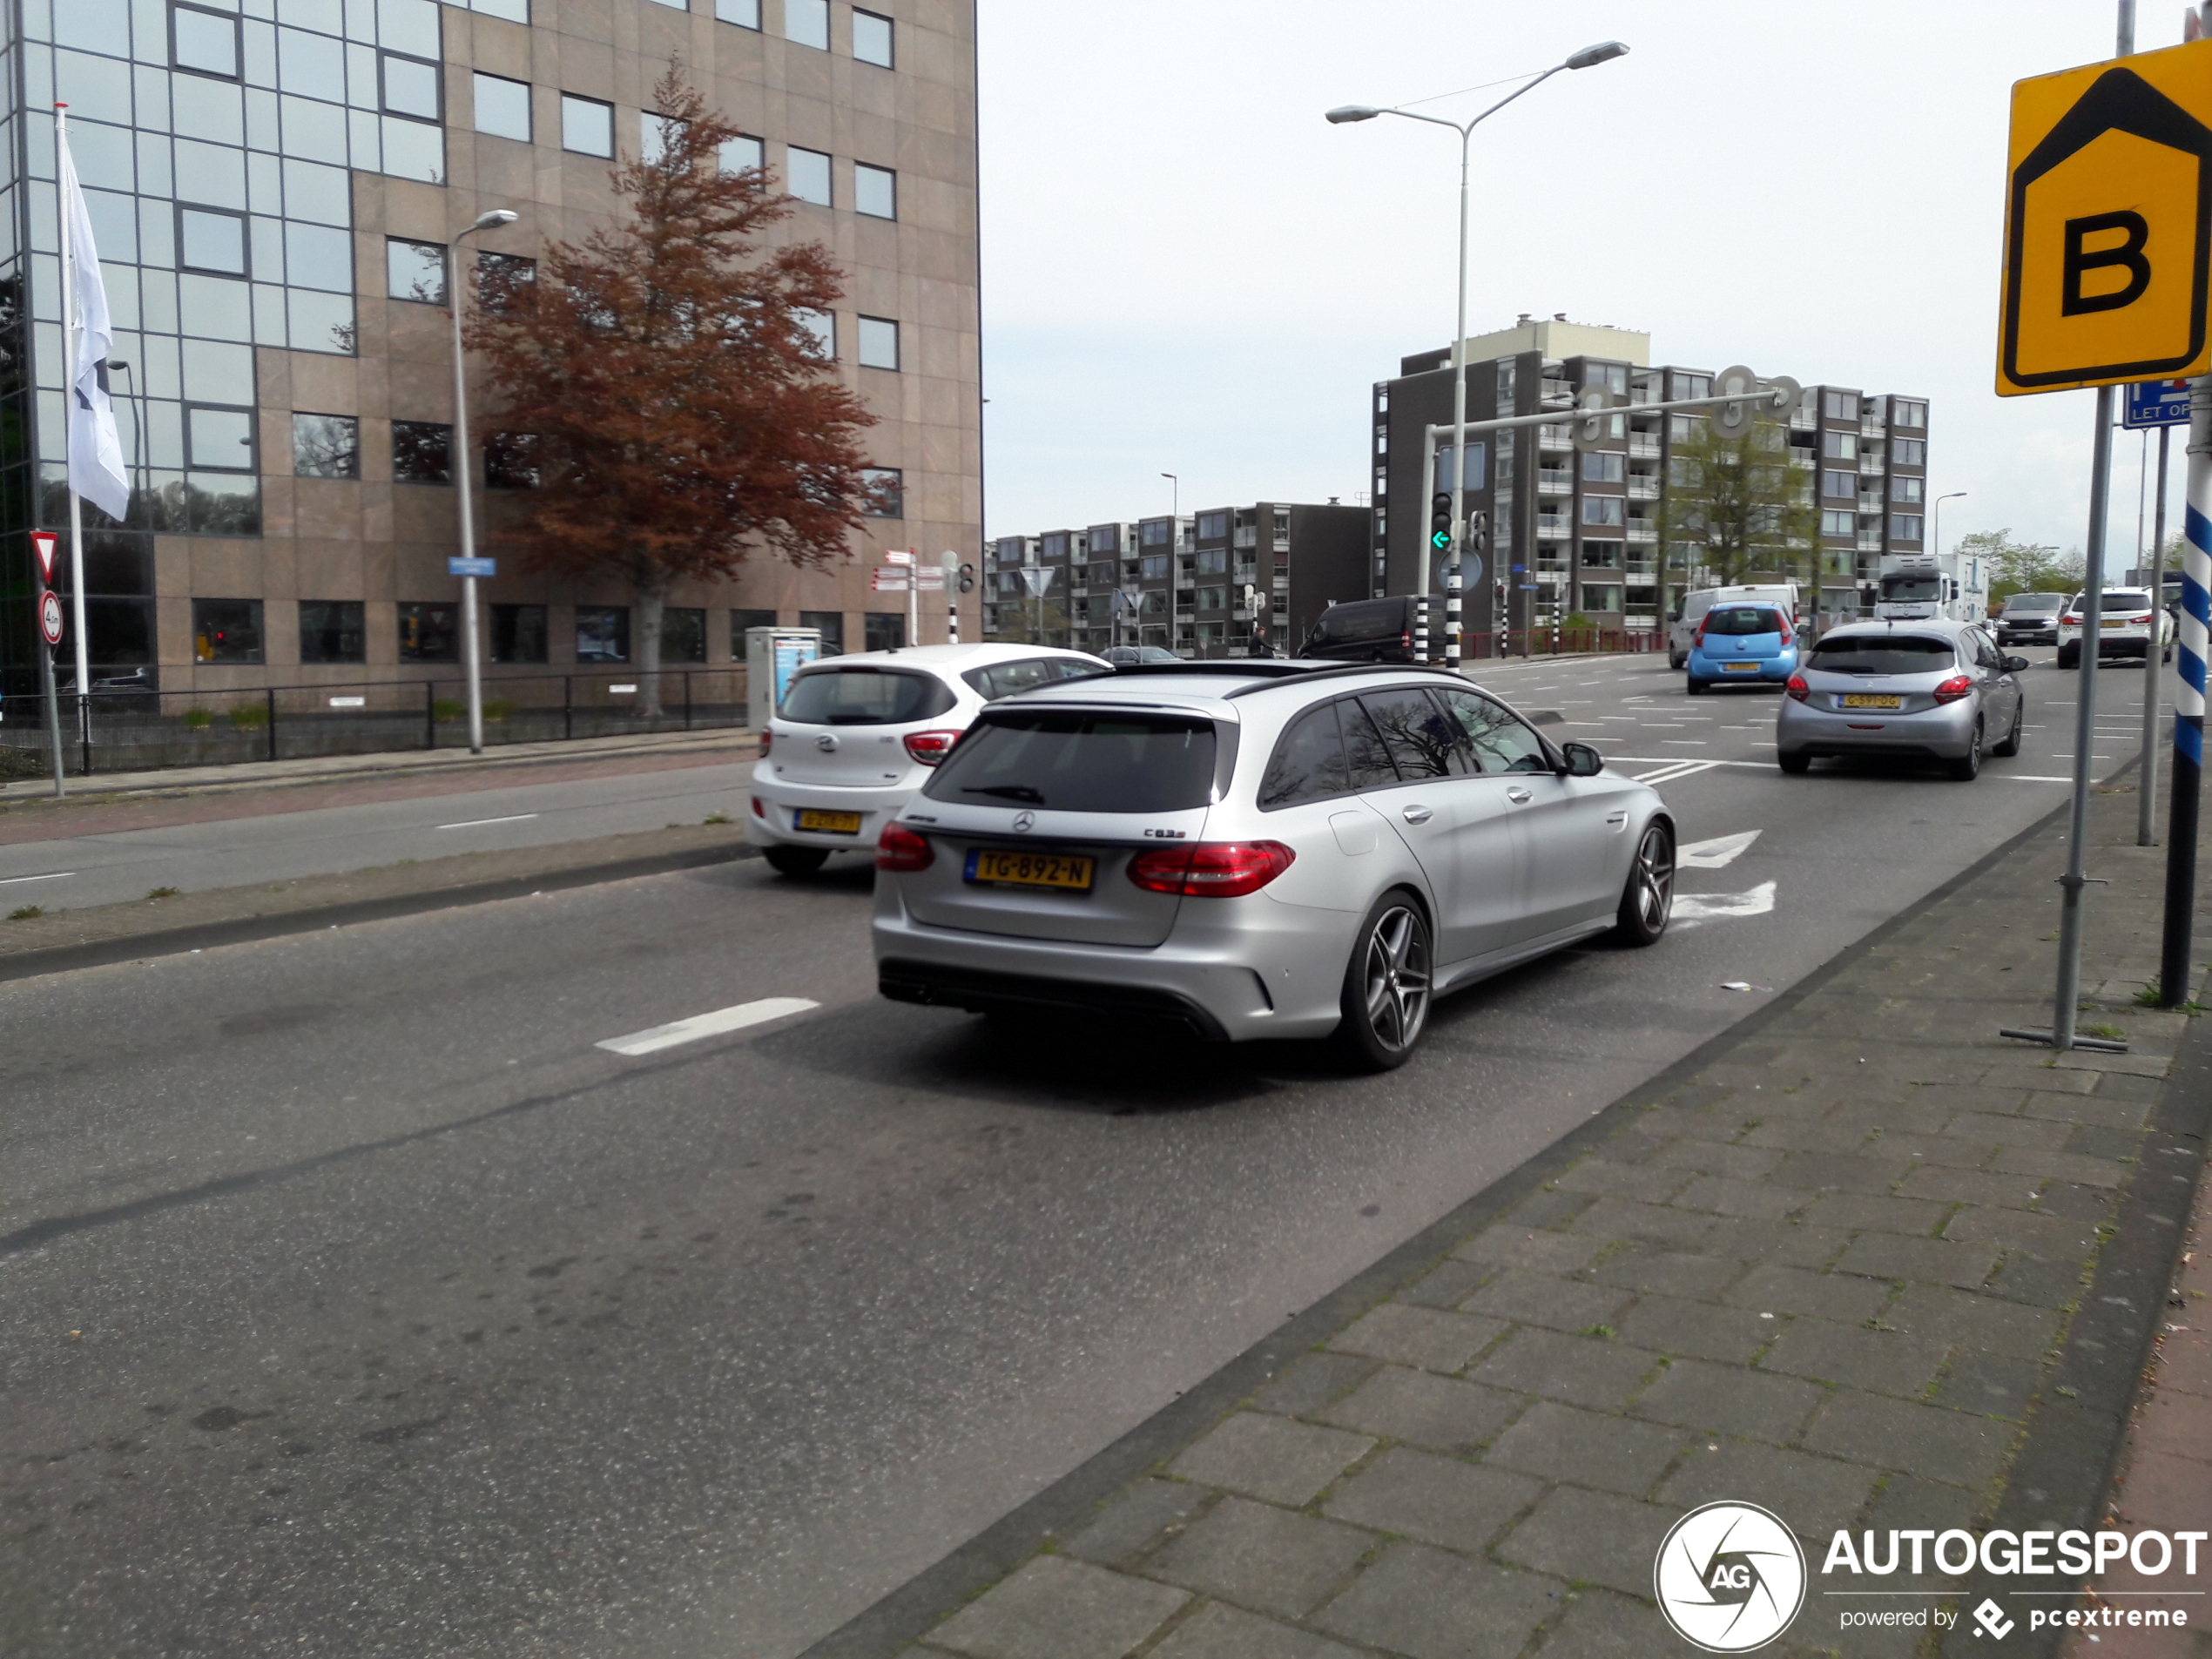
[814,776,2212,1659]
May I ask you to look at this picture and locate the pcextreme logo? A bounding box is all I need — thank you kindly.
[1654,1502,1807,1652]
[1655,1506,2208,1649]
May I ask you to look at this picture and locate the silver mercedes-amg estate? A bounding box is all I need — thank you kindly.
[872,662,1676,1069]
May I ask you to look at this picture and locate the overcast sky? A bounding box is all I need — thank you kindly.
[974,0,2184,570]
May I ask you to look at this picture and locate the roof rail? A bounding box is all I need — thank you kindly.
[1222,662,1467,699]
[1105,660,1314,679]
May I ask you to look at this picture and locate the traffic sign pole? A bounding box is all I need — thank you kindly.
[2140,416,2170,846]
[2161,375,2211,1006]
[2048,388,2116,1051]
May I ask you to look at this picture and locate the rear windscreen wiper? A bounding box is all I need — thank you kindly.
[961,785,1046,803]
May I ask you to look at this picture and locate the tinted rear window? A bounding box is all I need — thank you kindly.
[1806,636,1956,675]
[923,712,1216,813]
[961,657,1105,699]
[2105,591,2154,610]
[779,668,955,725]
[1310,601,1405,644]
[1704,606,1784,636]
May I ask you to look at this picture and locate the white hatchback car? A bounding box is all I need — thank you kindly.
[746,644,1109,873]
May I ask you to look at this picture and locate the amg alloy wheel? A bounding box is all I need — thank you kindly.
[1614,820,1675,946]
[1334,892,1432,1071]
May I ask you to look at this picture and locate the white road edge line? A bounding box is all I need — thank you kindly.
[0,870,74,886]
[597,996,820,1057]
[436,813,542,830]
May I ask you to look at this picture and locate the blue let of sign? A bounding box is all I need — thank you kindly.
[2123,380,2191,429]
[448,556,496,577]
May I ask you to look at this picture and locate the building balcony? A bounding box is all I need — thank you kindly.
[1857,494,1885,514]
[1538,424,1572,450]
[1628,434,1661,458]
[1232,528,1257,548]
[1857,532,1885,553]
[1626,476,1660,500]
[1541,378,1574,405]
[1536,469,1574,495]
[1790,408,1819,431]
[1536,513,1573,538]
[1859,419,1887,439]
[1626,523,1658,543]
[1859,455,1885,475]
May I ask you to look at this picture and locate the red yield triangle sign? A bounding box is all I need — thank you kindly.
[30,530,57,586]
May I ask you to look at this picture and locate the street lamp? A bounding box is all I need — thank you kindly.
[450,206,520,755]
[1931,490,1967,560]
[1329,39,1629,664]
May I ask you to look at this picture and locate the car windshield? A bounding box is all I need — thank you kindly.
[1805,635,1956,676]
[2005,595,2061,613]
[779,667,956,725]
[1879,574,1941,602]
[1310,603,1402,644]
[923,712,1217,813]
[1703,606,1782,636]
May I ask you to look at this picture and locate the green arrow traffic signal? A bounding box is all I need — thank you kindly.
[1431,529,1452,550]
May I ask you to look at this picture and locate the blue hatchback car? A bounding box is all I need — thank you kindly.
[1686,603,1797,694]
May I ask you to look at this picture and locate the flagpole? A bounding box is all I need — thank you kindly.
[56,105,91,760]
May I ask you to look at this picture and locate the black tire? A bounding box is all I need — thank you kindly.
[2057,644,2079,670]
[1332,891,1433,1072]
[1685,676,1708,697]
[1777,750,1811,775]
[763,845,831,876]
[1613,820,1674,946]
[1946,720,1984,782]
[1991,698,2024,758]
[1668,651,1684,671]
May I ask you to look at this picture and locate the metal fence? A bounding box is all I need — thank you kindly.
[1457,629,1669,658]
[0,668,750,778]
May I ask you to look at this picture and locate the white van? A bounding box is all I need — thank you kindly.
[1668,583,1800,670]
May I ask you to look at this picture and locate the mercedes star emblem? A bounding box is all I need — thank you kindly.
[1012,810,1035,833]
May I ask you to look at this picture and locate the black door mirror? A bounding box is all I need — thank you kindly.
[2004,655,2030,673]
[1561,742,1604,778]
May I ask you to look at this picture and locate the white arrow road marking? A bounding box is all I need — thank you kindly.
[597,996,820,1056]
[1678,830,1762,869]
[1673,880,1777,921]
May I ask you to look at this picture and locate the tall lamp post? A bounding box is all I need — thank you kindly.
[1329,39,1628,667]
[1930,490,1967,624]
[450,207,520,755]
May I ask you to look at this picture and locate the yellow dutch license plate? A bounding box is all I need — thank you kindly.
[1722,661,1759,672]
[966,848,1096,891]
[1841,694,1902,709]
[794,809,863,833]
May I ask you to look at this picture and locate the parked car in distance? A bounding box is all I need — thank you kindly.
[1777,618,2026,781]
[1994,591,2066,647]
[746,643,1109,874]
[1669,583,1798,670]
[1101,645,1183,664]
[1299,597,1433,664]
[872,660,1675,1070]
[1685,603,1798,694]
[2055,588,2175,668]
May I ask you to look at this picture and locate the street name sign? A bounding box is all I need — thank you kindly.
[2124,376,2193,426]
[914,565,944,590]
[870,566,910,591]
[448,556,495,577]
[884,549,914,565]
[1998,38,2212,395]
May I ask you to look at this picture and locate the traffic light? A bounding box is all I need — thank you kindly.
[1430,492,1453,554]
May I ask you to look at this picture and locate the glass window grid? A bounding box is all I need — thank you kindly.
[378,48,442,123]
[561,92,612,156]
[852,8,893,66]
[715,0,760,27]
[785,144,831,205]
[853,160,894,219]
[472,70,529,140]
[856,314,898,370]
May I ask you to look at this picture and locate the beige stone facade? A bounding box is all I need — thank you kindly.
[165,0,978,691]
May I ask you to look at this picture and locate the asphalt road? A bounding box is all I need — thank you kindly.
[0,647,2174,1657]
[0,763,759,913]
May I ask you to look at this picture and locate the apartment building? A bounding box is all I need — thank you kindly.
[3,0,977,698]
[981,502,1368,658]
[1372,317,1929,634]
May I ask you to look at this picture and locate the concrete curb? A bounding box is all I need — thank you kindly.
[0,842,759,984]
[800,769,2134,1659]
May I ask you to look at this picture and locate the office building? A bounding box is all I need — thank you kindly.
[1372,317,1929,634]
[982,501,1368,658]
[3,0,978,699]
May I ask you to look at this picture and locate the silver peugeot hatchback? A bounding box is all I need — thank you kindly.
[1775,618,2027,780]
[872,662,1676,1069]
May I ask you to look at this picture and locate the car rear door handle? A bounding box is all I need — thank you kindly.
[1400,805,1433,825]
[1506,786,1533,804]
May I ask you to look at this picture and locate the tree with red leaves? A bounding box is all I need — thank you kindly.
[466,64,879,710]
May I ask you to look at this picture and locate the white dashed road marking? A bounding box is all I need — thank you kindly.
[437,813,542,830]
[0,871,73,886]
[597,997,821,1056]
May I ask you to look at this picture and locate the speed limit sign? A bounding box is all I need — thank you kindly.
[38,590,63,647]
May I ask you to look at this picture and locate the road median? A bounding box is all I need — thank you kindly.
[0,821,757,981]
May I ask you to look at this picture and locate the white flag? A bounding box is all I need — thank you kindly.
[58,129,130,522]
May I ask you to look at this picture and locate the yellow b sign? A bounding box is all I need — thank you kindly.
[1998,39,2212,395]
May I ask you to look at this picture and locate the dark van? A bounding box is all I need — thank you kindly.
[1298,597,1433,663]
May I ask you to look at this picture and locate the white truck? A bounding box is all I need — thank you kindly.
[1874,550,1988,624]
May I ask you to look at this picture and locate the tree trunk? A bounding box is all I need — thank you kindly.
[635,582,667,718]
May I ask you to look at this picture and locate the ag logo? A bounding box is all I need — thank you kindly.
[1654,1501,1806,1652]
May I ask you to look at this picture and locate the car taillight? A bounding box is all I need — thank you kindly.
[876,821,934,872]
[1785,674,1809,701]
[750,796,765,817]
[1777,617,1793,646]
[1399,631,1412,649]
[759,728,773,756]
[902,728,961,765]
[2121,612,2152,624]
[1932,674,1974,704]
[2063,614,2082,625]
[1126,840,1295,898]
[1694,619,1709,643]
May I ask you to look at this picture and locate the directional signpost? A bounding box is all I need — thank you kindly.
[1994,32,2212,1043]
[27,532,64,795]
[2123,377,2192,428]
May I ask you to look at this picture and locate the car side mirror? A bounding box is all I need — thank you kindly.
[2005,655,2030,673]
[1561,742,1604,778]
